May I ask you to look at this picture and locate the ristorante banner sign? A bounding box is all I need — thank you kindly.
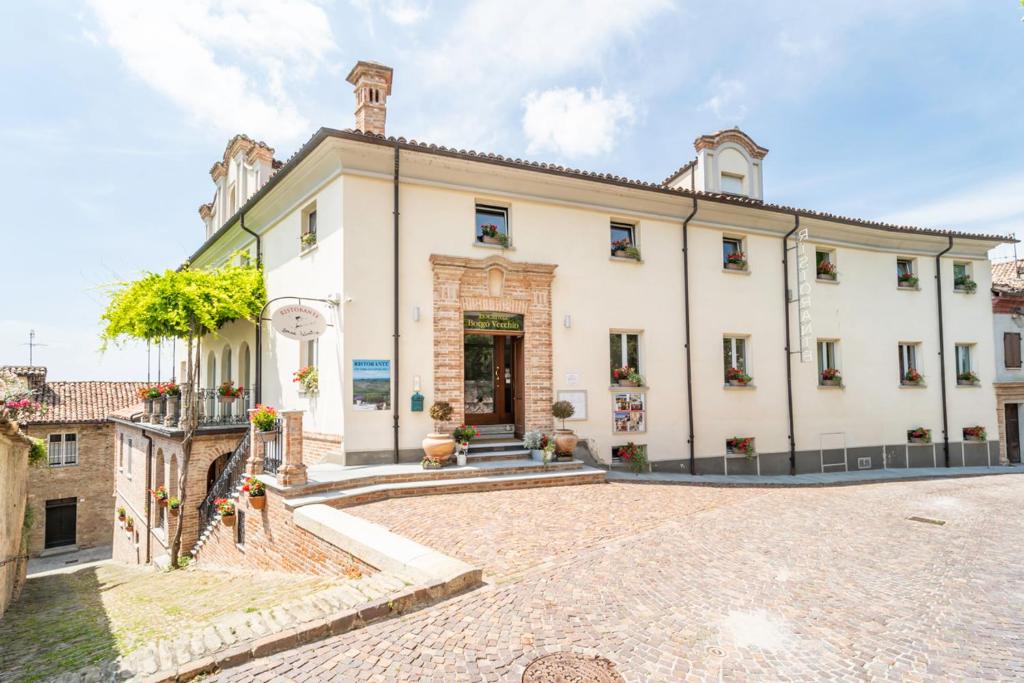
[463,312,524,333]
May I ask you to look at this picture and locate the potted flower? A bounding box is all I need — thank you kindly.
[301,231,317,249]
[908,427,931,444]
[820,368,842,386]
[523,431,548,462]
[249,404,279,443]
[817,260,837,280]
[902,369,924,386]
[726,437,756,460]
[542,439,556,464]
[957,371,979,386]
[125,516,134,531]
[954,274,977,293]
[168,497,181,516]
[725,251,747,270]
[117,506,126,522]
[452,424,480,467]
[963,426,987,442]
[611,239,641,260]
[150,485,168,506]
[162,382,181,423]
[552,401,577,458]
[898,272,919,288]
[422,401,456,466]
[218,380,244,404]
[479,224,509,247]
[613,366,644,387]
[726,367,752,386]
[243,477,266,510]
[618,442,648,474]
[139,386,161,417]
[293,366,319,394]
[216,498,236,526]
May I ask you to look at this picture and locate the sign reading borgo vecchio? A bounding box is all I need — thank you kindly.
[271,304,327,340]
[463,312,524,333]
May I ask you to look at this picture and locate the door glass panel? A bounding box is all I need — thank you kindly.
[503,338,513,415]
[464,334,495,415]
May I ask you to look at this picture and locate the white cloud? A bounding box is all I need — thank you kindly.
[85,0,337,142]
[382,0,431,25]
[883,175,1024,232]
[522,87,635,158]
[699,77,747,122]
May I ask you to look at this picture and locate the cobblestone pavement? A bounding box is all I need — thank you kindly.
[214,477,1024,681]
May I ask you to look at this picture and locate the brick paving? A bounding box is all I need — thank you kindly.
[214,477,1024,681]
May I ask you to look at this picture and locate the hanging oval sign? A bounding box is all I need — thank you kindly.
[271,304,326,340]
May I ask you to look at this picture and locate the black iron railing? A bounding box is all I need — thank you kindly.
[139,386,253,429]
[262,419,284,475]
[198,430,250,531]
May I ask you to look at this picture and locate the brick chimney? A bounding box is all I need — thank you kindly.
[345,61,393,136]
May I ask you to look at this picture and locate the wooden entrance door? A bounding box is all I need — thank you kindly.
[513,336,525,435]
[464,333,520,425]
[1007,403,1021,464]
[44,497,77,549]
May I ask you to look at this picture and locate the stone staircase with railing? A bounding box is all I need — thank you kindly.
[190,430,251,559]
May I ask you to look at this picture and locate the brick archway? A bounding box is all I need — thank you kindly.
[430,254,556,432]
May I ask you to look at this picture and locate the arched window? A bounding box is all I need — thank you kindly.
[221,346,233,384]
[206,351,217,389]
[154,449,165,529]
[169,454,179,498]
[240,343,251,404]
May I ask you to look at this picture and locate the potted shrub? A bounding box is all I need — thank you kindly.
[125,516,134,531]
[618,442,648,474]
[963,426,987,442]
[724,251,747,270]
[820,368,842,386]
[957,371,979,386]
[422,401,456,466]
[817,260,837,280]
[150,485,168,506]
[293,366,319,394]
[954,274,977,293]
[216,498,236,526]
[452,424,479,467]
[552,401,578,458]
[117,506,126,522]
[523,431,548,462]
[726,437,756,460]
[726,367,752,386]
[301,231,317,249]
[243,477,266,510]
[611,239,641,260]
[902,369,924,386]
[613,366,644,387]
[479,224,509,247]
[898,272,919,288]
[168,497,181,516]
[218,380,244,404]
[139,386,160,418]
[908,427,931,444]
[162,382,181,422]
[249,404,279,443]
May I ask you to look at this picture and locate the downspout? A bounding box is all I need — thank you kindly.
[682,165,699,475]
[783,216,800,475]
[935,235,954,467]
[392,143,401,464]
[241,213,263,405]
[141,429,153,564]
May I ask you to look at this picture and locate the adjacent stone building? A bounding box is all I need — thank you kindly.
[991,261,1024,464]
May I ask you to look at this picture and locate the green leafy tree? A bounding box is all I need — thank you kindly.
[101,261,265,567]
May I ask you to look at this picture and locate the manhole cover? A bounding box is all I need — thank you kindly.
[706,646,725,657]
[522,653,624,683]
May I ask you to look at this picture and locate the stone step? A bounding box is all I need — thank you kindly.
[466,449,532,463]
[285,465,606,509]
[468,439,524,453]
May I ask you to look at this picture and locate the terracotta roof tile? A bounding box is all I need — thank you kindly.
[993,260,1024,293]
[18,380,149,425]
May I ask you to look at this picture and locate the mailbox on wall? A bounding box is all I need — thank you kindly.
[411,391,424,412]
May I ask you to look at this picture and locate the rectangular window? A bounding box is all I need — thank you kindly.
[723,237,745,269]
[301,204,318,249]
[609,332,641,381]
[1005,332,1022,369]
[475,204,509,245]
[127,438,133,477]
[47,433,78,467]
[953,262,975,292]
[897,258,917,287]
[817,340,839,385]
[953,262,967,280]
[301,339,318,369]
[236,510,245,546]
[955,344,972,375]
[898,343,921,383]
[610,221,638,259]
[118,433,124,471]
[723,336,748,382]
[816,249,837,280]
[721,173,744,195]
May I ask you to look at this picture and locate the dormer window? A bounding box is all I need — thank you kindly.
[721,173,745,195]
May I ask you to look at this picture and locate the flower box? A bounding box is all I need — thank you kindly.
[907,428,931,444]
[725,367,752,386]
[963,426,987,442]
[957,371,979,386]
[726,437,756,460]
[612,366,644,387]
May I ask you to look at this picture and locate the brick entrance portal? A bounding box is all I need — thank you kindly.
[430,254,556,434]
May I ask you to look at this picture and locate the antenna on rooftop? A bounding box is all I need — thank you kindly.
[20,329,47,367]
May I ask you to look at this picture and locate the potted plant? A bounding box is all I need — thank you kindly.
[523,431,548,462]
[820,368,842,386]
[150,485,168,506]
[139,386,160,417]
[479,224,509,247]
[957,371,979,386]
[243,476,266,510]
[908,427,931,444]
[726,437,756,460]
[249,404,279,443]
[902,369,924,386]
[293,366,319,394]
[618,442,648,474]
[117,506,126,522]
[168,497,181,516]
[542,439,556,464]
[963,426,987,442]
[452,424,480,467]
[301,231,317,249]
[422,401,456,466]
[125,516,134,531]
[216,498,236,526]
[817,260,837,280]
[726,367,752,386]
[954,274,977,293]
[162,382,181,423]
[898,272,919,288]
[218,380,244,404]
[613,366,644,387]
[611,239,641,260]
[551,401,577,458]
[724,251,747,270]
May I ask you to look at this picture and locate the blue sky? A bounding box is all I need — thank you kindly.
[1,0,1022,380]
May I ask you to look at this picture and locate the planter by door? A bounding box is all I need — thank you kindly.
[422,433,455,463]
[531,449,544,462]
[553,429,578,457]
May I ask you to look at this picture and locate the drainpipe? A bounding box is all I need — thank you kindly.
[241,213,263,405]
[935,235,954,467]
[782,216,800,475]
[392,143,401,464]
[141,429,153,564]
[682,165,699,475]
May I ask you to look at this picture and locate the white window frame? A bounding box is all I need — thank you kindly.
[301,338,319,369]
[610,221,638,256]
[47,433,78,467]
[817,339,839,374]
[127,438,133,478]
[723,335,750,380]
[721,172,745,195]
[898,342,921,382]
[955,343,973,375]
[610,331,642,379]
[118,433,124,471]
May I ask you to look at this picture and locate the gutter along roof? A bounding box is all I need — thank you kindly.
[187,128,1011,265]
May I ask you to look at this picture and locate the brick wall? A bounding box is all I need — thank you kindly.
[24,422,115,556]
[0,421,30,617]
[302,431,342,465]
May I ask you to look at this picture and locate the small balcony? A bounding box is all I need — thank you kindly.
[137,386,253,431]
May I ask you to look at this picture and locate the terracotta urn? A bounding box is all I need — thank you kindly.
[422,432,455,463]
[221,514,236,527]
[249,495,266,510]
[553,429,578,458]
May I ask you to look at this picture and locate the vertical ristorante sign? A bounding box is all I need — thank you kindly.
[795,228,813,363]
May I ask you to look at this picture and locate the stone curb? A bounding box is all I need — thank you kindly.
[606,467,1024,489]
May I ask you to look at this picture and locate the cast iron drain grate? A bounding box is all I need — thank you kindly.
[908,516,946,526]
[522,653,624,683]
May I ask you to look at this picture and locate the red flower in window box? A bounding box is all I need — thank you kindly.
[726,367,752,386]
[902,369,924,385]
[727,437,756,459]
